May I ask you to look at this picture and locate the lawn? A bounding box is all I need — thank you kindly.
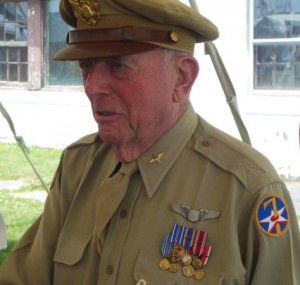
[0,142,62,264]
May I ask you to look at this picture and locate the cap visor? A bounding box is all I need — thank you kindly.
[53,42,158,60]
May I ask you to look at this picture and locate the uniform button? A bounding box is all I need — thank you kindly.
[201,140,210,147]
[106,264,114,275]
[119,209,127,218]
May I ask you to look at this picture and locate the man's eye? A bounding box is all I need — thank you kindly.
[79,61,93,71]
[109,60,126,70]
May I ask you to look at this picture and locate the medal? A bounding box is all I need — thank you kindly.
[182,265,195,277]
[159,234,171,270]
[194,268,205,280]
[169,262,180,273]
[181,227,194,266]
[192,256,203,269]
[167,246,181,263]
[159,258,170,270]
[181,253,192,266]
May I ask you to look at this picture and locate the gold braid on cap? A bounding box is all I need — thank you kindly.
[68,0,101,27]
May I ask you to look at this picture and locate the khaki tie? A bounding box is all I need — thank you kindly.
[96,161,138,248]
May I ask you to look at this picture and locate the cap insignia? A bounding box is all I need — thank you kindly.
[68,0,101,27]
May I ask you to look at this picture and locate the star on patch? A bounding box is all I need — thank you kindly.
[256,194,289,237]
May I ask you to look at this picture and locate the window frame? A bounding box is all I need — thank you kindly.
[250,0,300,95]
[0,0,29,88]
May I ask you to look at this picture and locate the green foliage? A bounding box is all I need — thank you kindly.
[0,142,62,264]
[0,143,62,182]
[0,190,44,264]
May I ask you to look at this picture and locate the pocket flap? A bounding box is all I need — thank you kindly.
[54,230,91,266]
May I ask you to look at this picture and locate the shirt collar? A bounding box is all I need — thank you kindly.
[137,103,198,198]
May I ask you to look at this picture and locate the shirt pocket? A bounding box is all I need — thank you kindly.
[53,230,92,284]
[133,249,223,285]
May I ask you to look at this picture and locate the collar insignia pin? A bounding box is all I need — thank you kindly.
[149,152,164,164]
[68,0,101,26]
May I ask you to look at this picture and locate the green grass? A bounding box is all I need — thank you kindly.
[0,190,44,264]
[0,143,61,183]
[0,142,62,264]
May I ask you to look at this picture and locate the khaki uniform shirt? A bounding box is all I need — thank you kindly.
[0,104,299,285]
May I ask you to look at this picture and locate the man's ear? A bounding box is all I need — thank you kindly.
[173,55,199,103]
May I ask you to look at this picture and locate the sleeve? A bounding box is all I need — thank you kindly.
[245,182,300,285]
[0,159,64,285]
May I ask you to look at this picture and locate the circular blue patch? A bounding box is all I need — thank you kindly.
[256,194,289,237]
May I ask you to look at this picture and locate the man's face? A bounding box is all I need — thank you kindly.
[79,49,181,149]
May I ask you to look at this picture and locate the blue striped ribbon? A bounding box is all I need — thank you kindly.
[170,224,186,245]
[183,227,195,250]
[161,234,171,257]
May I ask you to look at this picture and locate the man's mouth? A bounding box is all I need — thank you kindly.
[99,112,114,116]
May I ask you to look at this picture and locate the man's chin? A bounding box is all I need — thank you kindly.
[98,131,121,145]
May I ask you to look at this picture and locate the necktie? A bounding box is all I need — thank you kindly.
[96,161,138,248]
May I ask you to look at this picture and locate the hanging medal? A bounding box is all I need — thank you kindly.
[181,227,195,277]
[159,234,172,270]
[168,224,186,272]
[189,229,208,280]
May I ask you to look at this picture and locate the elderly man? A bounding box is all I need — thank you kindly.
[0,0,299,284]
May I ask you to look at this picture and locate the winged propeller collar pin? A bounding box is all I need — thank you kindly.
[171,204,220,222]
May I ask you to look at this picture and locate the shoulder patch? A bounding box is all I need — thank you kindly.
[255,194,289,237]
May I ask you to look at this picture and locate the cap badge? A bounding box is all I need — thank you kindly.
[68,0,101,27]
[255,194,289,237]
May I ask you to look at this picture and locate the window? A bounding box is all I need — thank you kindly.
[253,0,300,90]
[47,0,81,86]
[0,1,28,83]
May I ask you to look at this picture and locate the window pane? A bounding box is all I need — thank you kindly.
[256,63,273,88]
[254,0,300,39]
[20,63,27,82]
[8,64,17,81]
[5,22,16,41]
[294,63,300,87]
[257,45,273,62]
[16,2,27,41]
[20,47,27,62]
[48,0,82,85]
[254,43,300,89]
[0,4,4,17]
[5,3,16,21]
[275,63,292,88]
[0,63,7,80]
[0,26,4,41]
[8,47,18,62]
[0,4,3,40]
[0,47,6,62]
[17,3,27,22]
